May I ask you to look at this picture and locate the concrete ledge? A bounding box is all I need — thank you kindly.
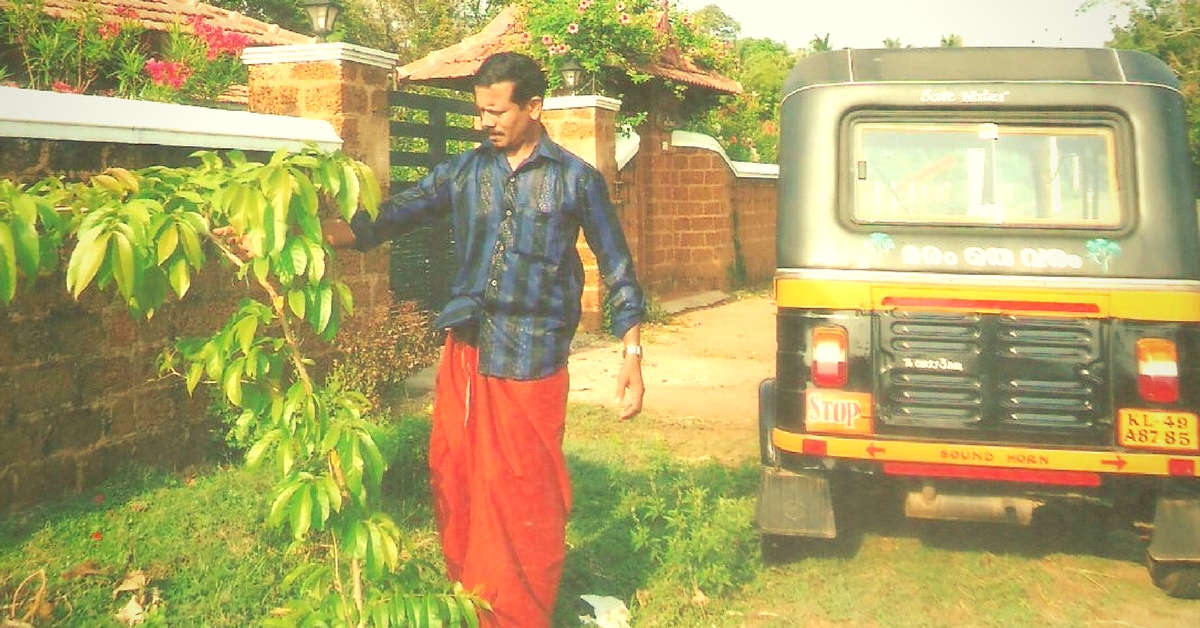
[0,87,342,152]
[242,42,399,70]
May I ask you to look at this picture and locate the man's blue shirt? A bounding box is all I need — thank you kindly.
[350,131,645,380]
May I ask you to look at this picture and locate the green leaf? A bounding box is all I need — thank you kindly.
[356,161,382,218]
[0,222,17,303]
[268,477,304,529]
[287,289,306,319]
[246,428,282,468]
[287,239,308,277]
[234,315,258,355]
[11,213,40,279]
[333,281,354,318]
[359,429,385,489]
[306,241,326,282]
[110,230,136,302]
[314,283,333,334]
[290,487,313,539]
[323,474,342,514]
[156,223,179,265]
[178,221,204,269]
[66,230,111,298]
[313,480,330,529]
[222,362,243,406]
[185,362,204,394]
[337,162,361,220]
[168,257,191,299]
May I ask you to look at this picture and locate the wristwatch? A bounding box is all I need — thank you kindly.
[623,345,643,358]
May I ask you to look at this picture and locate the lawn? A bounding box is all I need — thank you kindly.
[2,401,1198,627]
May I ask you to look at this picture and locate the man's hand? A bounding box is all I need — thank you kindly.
[614,353,644,421]
[209,225,254,262]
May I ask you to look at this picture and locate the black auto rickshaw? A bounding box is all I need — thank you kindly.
[756,47,1200,597]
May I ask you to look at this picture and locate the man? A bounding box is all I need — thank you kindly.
[323,51,646,627]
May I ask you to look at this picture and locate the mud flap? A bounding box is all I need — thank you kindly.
[755,466,837,538]
[1149,494,1200,562]
[758,379,777,466]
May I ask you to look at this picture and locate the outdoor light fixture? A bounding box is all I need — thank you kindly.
[559,58,585,95]
[300,0,342,42]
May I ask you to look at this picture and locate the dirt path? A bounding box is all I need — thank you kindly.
[567,294,775,462]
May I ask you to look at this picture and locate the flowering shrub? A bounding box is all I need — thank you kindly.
[0,0,249,103]
[519,0,732,94]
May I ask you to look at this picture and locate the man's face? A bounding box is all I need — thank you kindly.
[474,81,542,154]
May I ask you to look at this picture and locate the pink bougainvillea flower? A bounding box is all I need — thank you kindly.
[729,136,738,144]
[145,59,192,89]
[113,6,139,20]
[619,12,631,24]
[98,21,121,39]
[541,34,554,46]
[567,23,579,34]
[51,81,80,93]
[91,531,103,542]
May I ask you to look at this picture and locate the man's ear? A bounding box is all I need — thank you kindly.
[527,96,544,120]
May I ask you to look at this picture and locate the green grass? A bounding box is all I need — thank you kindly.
[3,403,1199,627]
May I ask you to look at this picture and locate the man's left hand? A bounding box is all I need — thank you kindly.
[614,355,644,421]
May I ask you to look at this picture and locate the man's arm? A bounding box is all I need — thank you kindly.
[614,324,644,421]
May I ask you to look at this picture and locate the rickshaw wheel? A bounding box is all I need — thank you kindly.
[1147,552,1200,599]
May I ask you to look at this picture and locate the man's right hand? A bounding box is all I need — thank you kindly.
[321,218,357,249]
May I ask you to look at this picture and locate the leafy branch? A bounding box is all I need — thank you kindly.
[0,147,484,627]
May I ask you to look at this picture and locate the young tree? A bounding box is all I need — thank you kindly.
[940,33,964,46]
[809,32,833,52]
[1091,0,1200,172]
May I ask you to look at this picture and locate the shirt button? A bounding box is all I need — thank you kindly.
[505,210,512,216]
[490,280,498,286]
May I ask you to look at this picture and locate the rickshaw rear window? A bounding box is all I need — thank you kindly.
[852,121,1121,227]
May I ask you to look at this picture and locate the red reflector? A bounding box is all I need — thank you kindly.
[882,462,1101,487]
[1137,338,1179,404]
[801,438,828,457]
[1168,458,1196,476]
[811,326,848,388]
[881,296,1100,314]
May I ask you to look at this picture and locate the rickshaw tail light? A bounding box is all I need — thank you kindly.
[1136,338,1179,404]
[812,326,848,388]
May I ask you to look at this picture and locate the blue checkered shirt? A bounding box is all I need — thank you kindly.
[349,132,646,380]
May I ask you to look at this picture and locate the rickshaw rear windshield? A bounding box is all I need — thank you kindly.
[851,120,1122,228]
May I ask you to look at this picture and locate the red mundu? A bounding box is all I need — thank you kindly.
[429,335,572,628]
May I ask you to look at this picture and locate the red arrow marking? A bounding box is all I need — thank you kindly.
[866,443,886,459]
[1100,454,1126,470]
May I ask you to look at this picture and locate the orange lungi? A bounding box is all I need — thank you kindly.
[430,334,572,628]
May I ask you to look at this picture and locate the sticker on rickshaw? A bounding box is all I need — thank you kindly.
[805,391,874,436]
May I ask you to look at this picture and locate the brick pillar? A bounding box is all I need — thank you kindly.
[241,43,398,313]
[541,95,620,333]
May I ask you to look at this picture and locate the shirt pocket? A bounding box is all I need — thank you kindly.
[511,208,568,267]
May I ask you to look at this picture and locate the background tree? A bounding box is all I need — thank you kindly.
[940,32,964,46]
[883,37,905,48]
[692,3,741,42]
[1089,0,1200,174]
[809,32,832,52]
[336,0,504,62]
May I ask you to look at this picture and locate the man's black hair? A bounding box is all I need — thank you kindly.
[474,52,547,104]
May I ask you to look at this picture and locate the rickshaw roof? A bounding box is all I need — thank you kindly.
[784,47,1180,95]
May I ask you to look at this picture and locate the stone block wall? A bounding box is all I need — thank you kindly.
[617,127,777,298]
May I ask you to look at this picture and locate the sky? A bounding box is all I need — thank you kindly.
[673,0,1130,50]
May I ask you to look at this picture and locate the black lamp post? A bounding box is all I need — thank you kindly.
[558,58,585,96]
[299,0,342,42]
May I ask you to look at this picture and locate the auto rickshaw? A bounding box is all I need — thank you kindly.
[756,47,1200,597]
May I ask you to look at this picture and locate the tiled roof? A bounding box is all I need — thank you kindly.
[17,0,312,46]
[395,5,742,95]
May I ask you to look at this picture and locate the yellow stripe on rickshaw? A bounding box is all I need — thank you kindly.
[774,277,1200,322]
[772,429,1200,478]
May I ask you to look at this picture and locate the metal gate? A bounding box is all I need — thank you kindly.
[387,90,486,312]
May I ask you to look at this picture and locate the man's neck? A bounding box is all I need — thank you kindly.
[504,125,543,170]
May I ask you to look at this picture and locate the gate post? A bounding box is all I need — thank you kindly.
[541,95,621,332]
[240,43,399,313]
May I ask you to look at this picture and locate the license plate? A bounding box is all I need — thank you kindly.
[1118,409,1199,452]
